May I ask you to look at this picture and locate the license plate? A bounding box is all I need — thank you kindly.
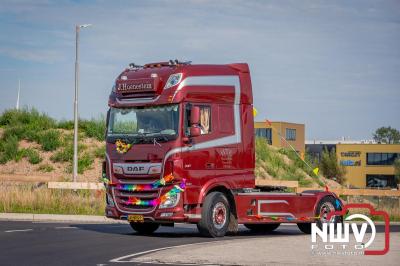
[128,214,144,223]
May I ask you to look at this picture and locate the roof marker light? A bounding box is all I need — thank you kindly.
[164,73,182,90]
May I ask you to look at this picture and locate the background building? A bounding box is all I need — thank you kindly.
[306,141,400,188]
[255,121,305,155]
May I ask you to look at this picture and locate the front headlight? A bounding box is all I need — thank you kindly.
[159,192,180,209]
[164,73,182,89]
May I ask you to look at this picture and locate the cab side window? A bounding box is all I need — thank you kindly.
[199,106,211,134]
[185,104,211,135]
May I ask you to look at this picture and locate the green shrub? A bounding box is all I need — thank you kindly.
[24,148,42,164]
[0,135,19,164]
[37,130,61,151]
[0,108,55,129]
[66,153,94,174]
[37,163,55,173]
[78,153,94,174]
[57,120,74,130]
[51,146,74,163]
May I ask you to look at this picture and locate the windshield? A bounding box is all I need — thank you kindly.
[107,105,179,141]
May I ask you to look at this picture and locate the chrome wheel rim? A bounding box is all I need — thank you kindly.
[320,202,335,223]
[212,202,227,229]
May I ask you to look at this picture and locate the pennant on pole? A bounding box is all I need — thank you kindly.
[253,107,258,117]
[313,167,319,176]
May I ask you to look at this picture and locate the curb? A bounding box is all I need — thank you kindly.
[0,213,127,224]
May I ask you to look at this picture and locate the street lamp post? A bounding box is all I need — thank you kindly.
[73,24,92,183]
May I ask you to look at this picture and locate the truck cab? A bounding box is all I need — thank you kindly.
[104,61,341,237]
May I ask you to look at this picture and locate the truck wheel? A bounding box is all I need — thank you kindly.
[297,196,342,234]
[130,222,160,235]
[197,192,230,237]
[244,223,280,233]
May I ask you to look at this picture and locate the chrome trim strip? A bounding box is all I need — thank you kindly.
[237,192,297,196]
[113,162,162,175]
[257,199,294,217]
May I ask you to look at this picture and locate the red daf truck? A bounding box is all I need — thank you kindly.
[104,61,342,237]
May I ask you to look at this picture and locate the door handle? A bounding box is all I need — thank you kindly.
[205,163,214,169]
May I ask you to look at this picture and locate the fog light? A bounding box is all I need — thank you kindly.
[160,212,173,217]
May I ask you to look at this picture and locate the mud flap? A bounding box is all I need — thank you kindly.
[227,213,238,233]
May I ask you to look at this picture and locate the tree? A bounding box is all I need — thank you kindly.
[373,126,400,144]
[320,148,346,184]
[395,158,400,185]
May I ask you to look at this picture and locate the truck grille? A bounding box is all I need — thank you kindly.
[113,175,161,213]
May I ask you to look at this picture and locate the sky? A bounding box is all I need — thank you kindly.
[0,0,399,140]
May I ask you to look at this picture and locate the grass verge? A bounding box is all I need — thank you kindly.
[0,183,105,215]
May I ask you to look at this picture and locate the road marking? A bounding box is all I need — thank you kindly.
[110,241,219,263]
[5,229,33,233]
[55,226,78,229]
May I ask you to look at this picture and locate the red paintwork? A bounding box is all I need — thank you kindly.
[105,62,339,225]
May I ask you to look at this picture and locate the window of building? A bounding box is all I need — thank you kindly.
[366,153,399,165]
[286,128,296,141]
[366,174,396,188]
[255,128,272,144]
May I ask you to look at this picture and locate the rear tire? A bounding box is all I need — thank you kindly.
[244,223,280,233]
[197,192,230,237]
[297,195,342,234]
[130,222,160,235]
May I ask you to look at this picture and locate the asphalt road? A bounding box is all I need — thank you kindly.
[0,221,398,266]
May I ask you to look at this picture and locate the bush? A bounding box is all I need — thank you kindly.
[0,108,55,130]
[37,130,61,151]
[66,153,94,174]
[51,146,74,163]
[320,148,346,184]
[22,148,42,164]
[57,120,74,130]
[0,135,19,164]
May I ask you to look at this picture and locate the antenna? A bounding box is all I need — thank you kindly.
[16,79,20,110]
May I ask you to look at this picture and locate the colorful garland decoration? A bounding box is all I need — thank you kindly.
[251,214,320,222]
[115,139,132,154]
[121,179,186,207]
[116,173,174,191]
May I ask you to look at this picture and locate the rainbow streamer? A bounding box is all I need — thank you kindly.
[122,179,186,207]
[115,174,174,192]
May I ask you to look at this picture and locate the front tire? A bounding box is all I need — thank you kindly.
[244,223,280,233]
[197,192,230,237]
[130,222,160,235]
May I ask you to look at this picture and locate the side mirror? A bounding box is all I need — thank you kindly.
[190,106,200,125]
[190,126,201,137]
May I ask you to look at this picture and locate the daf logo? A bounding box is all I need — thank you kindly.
[127,166,145,172]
